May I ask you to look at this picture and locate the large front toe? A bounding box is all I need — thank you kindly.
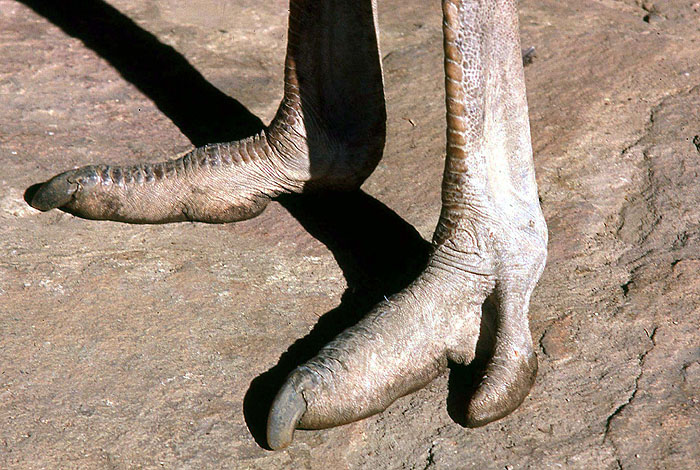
[266,282,478,449]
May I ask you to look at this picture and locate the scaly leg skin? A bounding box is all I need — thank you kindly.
[29,0,386,223]
[267,0,547,450]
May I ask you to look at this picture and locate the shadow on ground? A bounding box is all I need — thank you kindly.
[18,0,263,146]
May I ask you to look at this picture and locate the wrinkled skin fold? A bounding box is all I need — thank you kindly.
[29,0,547,451]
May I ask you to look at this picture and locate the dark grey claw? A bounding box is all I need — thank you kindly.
[267,376,308,450]
[30,168,97,211]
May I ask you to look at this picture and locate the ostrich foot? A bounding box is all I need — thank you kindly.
[268,219,547,449]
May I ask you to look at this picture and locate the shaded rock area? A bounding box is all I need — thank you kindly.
[1,0,699,468]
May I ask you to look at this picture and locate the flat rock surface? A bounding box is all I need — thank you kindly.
[1,0,699,468]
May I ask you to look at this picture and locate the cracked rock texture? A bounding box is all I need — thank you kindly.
[1,0,699,469]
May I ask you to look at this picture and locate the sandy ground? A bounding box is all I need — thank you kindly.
[1,0,699,468]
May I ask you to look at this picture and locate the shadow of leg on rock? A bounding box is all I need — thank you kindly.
[17,0,263,146]
[243,191,432,448]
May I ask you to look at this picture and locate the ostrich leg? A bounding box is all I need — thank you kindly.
[267,0,547,450]
[29,1,385,223]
